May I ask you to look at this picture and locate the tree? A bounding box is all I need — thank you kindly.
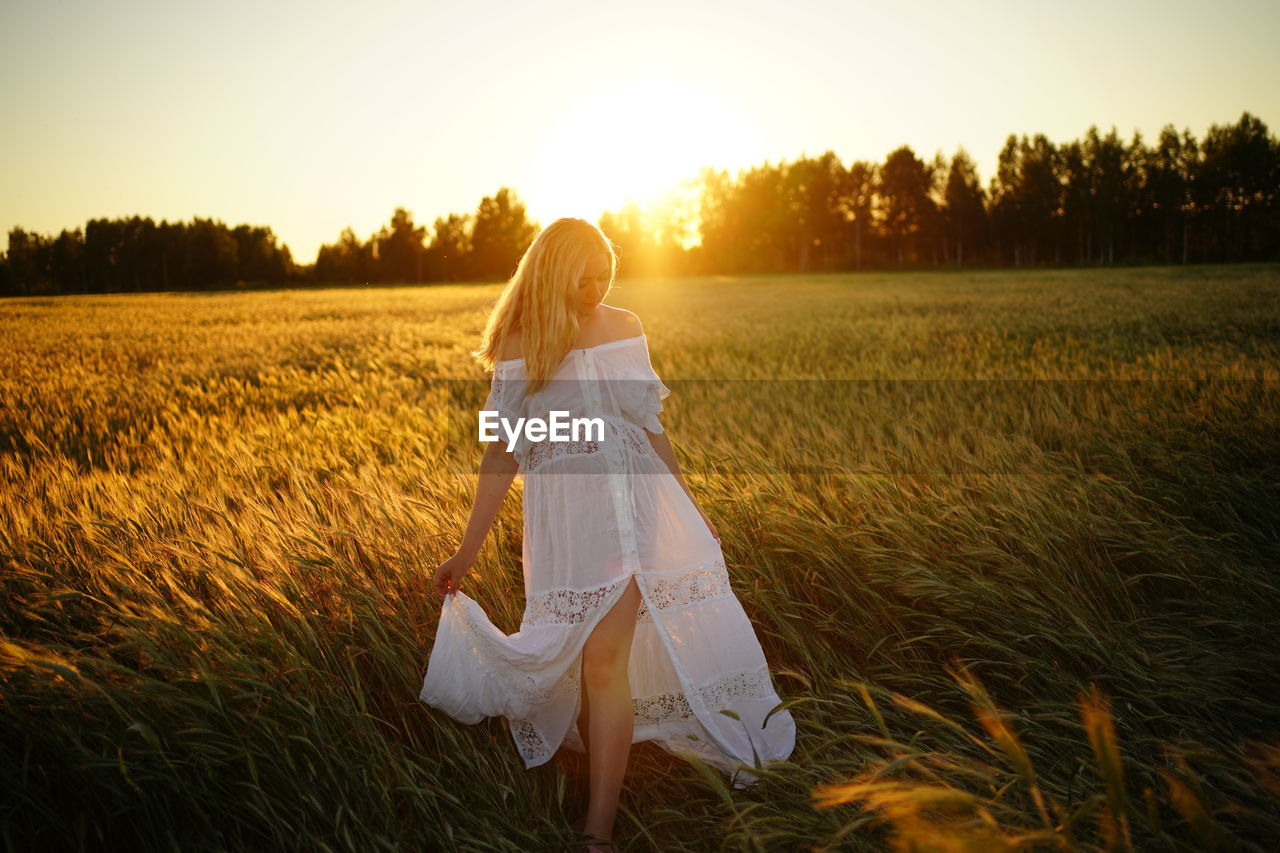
[469,188,537,281]
[1148,125,1199,264]
[1198,111,1279,262]
[837,160,877,269]
[5,228,44,295]
[599,201,657,277]
[315,227,375,284]
[783,152,849,272]
[424,213,474,282]
[1060,140,1097,264]
[942,148,988,266]
[877,146,936,266]
[694,166,735,274]
[231,223,293,284]
[736,161,791,272]
[373,207,427,283]
[1084,126,1128,265]
[1020,134,1061,265]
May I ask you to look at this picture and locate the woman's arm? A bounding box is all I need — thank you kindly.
[433,441,520,597]
[645,430,694,503]
[646,428,720,541]
[457,442,521,560]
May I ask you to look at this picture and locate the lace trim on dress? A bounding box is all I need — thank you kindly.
[512,718,551,763]
[523,436,601,473]
[522,559,732,627]
[521,418,657,474]
[486,376,523,416]
[637,559,732,615]
[632,666,775,727]
[522,575,632,626]
[512,660,778,758]
[508,662,585,764]
[511,665,777,762]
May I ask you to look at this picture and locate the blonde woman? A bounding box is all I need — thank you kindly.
[420,218,795,851]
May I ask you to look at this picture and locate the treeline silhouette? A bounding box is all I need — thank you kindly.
[2,111,1276,297]
[311,188,538,286]
[2,218,295,296]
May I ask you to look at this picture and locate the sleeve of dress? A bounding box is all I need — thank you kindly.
[480,371,526,452]
[620,339,672,434]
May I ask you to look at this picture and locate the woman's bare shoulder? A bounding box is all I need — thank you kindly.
[600,305,644,338]
[498,309,644,361]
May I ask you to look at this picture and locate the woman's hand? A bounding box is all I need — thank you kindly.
[697,507,720,543]
[432,550,476,598]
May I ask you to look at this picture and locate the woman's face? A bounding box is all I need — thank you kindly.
[575,253,612,315]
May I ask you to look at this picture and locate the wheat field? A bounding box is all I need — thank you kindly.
[2,263,1279,851]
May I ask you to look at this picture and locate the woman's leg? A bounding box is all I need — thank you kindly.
[578,575,642,845]
[577,672,591,759]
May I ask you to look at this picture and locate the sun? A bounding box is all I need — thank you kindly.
[527,75,762,229]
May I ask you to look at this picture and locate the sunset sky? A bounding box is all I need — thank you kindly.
[2,0,1276,264]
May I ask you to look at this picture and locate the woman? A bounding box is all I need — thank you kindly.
[420,218,795,851]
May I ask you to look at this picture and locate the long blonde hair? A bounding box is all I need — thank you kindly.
[472,217,618,395]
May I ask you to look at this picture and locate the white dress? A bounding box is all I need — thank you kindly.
[419,333,796,788]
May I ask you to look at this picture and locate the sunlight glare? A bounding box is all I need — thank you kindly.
[527,75,763,228]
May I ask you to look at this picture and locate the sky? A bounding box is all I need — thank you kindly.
[2,0,1277,264]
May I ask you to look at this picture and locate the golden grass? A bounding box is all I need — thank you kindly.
[1,263,1278,850]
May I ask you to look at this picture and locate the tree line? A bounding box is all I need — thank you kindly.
[2,111,1276,296]
[1,218,296,296]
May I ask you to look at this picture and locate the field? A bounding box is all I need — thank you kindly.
[2,263,1279,851]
